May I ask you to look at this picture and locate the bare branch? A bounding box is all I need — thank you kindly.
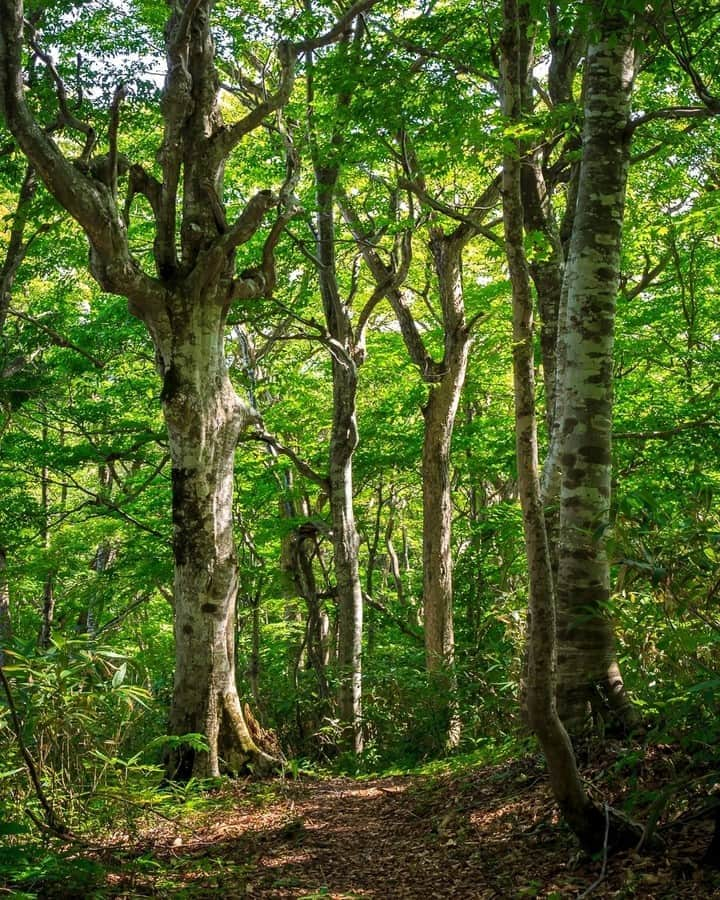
[224,191,279,252]
[5,307,106,368]
[355,229,412,351]
[630,119,705,163]
[363,591,423,643]
[124,163,163,224]
[620,252,671,301]
[339,194,442,379]
[375,22,497,84]
[655,1,720,114]
[614,420,717,441]
[294,0,383,53]
[0,0,162,309]
[216,40,296,155]
[25,20,96,162]
[224,117,301,303]
[171,0,204,52]
[245,429,330,491]
[628,105,713,132]
[397,176,503,246]
[108,83,127,201]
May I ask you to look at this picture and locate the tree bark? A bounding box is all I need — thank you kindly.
[0,547,11,665]
[316,168,364,754]
[0,0,299,779]
[150,292,276,778]
[329,397,363,752]
[422,236,470,677]
[555,6,639,735]
[500,0,642,853]
[421,237,471,747]
[292,528,331,704]
[341,197,480,749]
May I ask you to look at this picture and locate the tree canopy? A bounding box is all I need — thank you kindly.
[1,0,720,894]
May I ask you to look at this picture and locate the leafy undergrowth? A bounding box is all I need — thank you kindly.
[3,743,719,899]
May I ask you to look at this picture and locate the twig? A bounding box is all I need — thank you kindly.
[245,429,330,491]
[7,307,106,368]
[294,0,382,53]
[577,802,610,899]
[94,592,153,636]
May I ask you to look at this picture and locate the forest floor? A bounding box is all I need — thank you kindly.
[15,743,720,899]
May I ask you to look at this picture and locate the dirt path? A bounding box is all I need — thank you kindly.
[105,752,720,899]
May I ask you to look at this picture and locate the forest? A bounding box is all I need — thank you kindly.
[0,0,719,896]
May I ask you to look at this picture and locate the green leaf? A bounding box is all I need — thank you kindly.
[111,661,127,688]
[0,820,32,835]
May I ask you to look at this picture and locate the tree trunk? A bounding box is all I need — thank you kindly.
[315,163,364,754]
[555,8,639,735]
[0,547,11,665]
[38,574,54,650]
[248,591,261,707]
[500,0,643,853]
[329,357,363,753]
[421,388,458,675]
[150,295,274,779]
[291,529,330,703]
[422,236,470,748]
[384,495,404,605]
[341,194,479,749]
[0,0,305,781]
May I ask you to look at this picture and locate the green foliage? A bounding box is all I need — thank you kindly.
[0,4,719,886]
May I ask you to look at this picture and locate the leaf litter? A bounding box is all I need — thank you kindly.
[83,743,720,898]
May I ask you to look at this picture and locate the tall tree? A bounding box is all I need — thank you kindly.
[343,159,500,746]
[0,0,372,778]
[499,0,643,852]
[551,0,638,732]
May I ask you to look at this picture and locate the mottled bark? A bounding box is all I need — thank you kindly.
[500,0,642,853]
[517,13,580,718]
[0,0,302,778]
[154,292,275,779]
[555,8,639,735]
[521,159,564,436]
[422,236,470,683]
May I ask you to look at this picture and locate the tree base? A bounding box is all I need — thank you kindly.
[570,802,661,856]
